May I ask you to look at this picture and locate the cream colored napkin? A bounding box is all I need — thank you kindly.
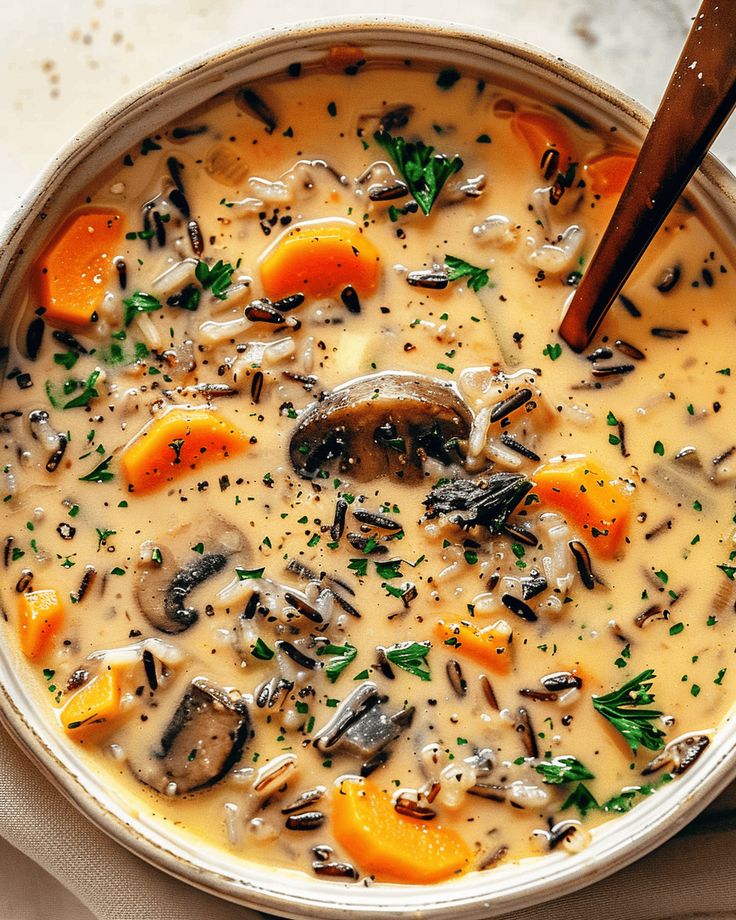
[2,722,736,920]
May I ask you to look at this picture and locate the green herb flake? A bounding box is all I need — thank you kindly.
[63,369,101,410]
[78,456,114,483]
[96,528,116,551]
[653,440,665,456]
[561,783,600,817]
[591,669,665,753]
[54,352,79,370]
[384,641,431,681]
[348,558,369,577]
[123,291,162,327]
[535,755,595,785]
[543,343,562,361]
[445,254,491,292]
[236,566,265,580]
[375,560,402,580]
[195,259,235,300]
[316,642,358,683]
[251,638,274,660]
[373,130,463,216]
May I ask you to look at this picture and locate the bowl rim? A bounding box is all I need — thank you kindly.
[1,15,736,920]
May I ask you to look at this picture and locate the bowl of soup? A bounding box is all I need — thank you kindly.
[1,16,736,919]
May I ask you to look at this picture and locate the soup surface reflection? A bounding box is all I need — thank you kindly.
[2,53,736,884]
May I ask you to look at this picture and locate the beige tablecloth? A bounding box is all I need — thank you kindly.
[2,722,736,920]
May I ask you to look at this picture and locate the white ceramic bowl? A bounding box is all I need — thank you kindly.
[1,17,736,919]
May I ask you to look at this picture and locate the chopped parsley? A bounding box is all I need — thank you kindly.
[316,642,357,683]
[123,291,162,327]
[543,343,562,361]
[445,254,491,292]
[96,528,116,551]
[251,638,274,660]
[236,566,265,580]
[535,755,595,785]
[591,669,665,753]
[374,130,463,215]
[384,641,431,681]
[195,259,234,300]
[78,456,113,483]
[63,370,101,410]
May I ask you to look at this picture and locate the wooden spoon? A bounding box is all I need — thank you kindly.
[559,0,736,352]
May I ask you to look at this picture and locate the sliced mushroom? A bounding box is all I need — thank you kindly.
[289,372,472,483]
[336,702,415,759]
[313,685,414,759]
[422,472,532,532]
[641,733,710,776]
[130,678,251,794]
[135,520,248,634]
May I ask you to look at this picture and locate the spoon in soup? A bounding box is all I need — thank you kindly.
[559,0,736,353]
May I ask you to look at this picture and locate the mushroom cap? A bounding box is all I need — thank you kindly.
[289,371,472,483]
[135,519,248,634]
[130,678,252,794]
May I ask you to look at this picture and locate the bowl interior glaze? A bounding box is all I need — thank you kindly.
[1,18,735,920]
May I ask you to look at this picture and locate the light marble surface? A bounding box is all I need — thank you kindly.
[0,1,733,918]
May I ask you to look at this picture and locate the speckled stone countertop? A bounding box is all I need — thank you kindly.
[0,1,734,918]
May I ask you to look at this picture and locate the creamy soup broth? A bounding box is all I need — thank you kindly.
[2,52,736,884]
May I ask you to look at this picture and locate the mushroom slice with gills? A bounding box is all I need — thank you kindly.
[130,678,252,794]
[641,733,710,776]
[135,520,248,634]
[423,472,533,532]
[289,371,473,483]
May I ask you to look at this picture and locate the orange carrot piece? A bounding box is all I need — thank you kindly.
[584,151,637,196]
[332,778,472,883]
[35,208,125,326]
[434,619,512,675]
[259,220,380,301]
[323,44,366,73]
[61,668,121,739]
[532,456,631,558]
[511,110,576,172]
[121,408,248,495]
[18,589,64,660]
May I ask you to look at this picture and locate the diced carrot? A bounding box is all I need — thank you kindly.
[259,220,380,301]
[511,110,576,173]
[434,619,512,675]
[18,589,64,660]
[332,777,472,884]
[531,456,631,558]
[61,667,121,739]
[35,208,125,327]
[121,407,248,495]
[585,151,637,196]
[323,44,366,73]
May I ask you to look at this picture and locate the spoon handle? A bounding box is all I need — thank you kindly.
[559,0,736,352]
